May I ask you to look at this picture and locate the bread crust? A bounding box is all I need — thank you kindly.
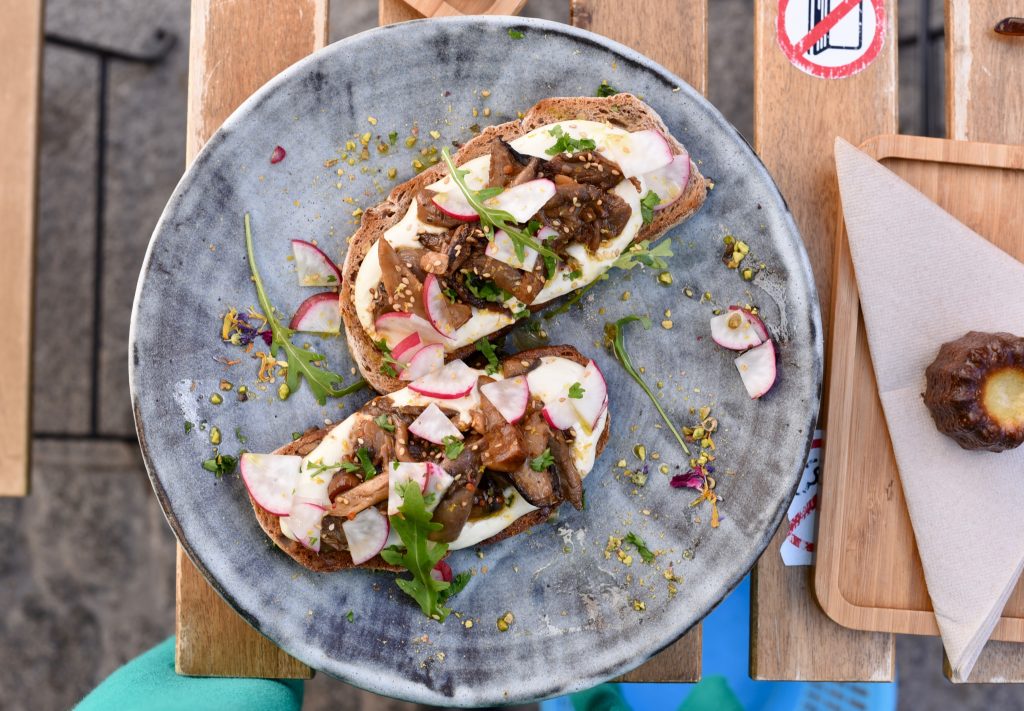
[249,345,609,572]
[340,94,708,393]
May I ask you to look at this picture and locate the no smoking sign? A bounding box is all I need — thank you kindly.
[777,0,887,79]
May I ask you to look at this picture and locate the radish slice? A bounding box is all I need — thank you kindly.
[480,376,530,424]
[409,403,463,445]
[734,340,777,399]
[387,462,430,515]
[431,190,478,222]
[711,309,764,351]
[409,359,478,399]
[375,312,447,349]
[570,361,609,432]
[400,343,445,381]
[431,559,453,583]
[542,396,578,431]
[291,239,342,286]
[391,332,422,362]
[423,274,459,337]
[483,179,556,223]
[288,292,341,334]
[424,462,454,513]
[342,507,390,564]
[641,152,691,211]
[240,453,302,516]
[284,501,326,552]
[729,306,770,342]
[603,129,673,178]
[485,226,556,271]
[428,155,490,193]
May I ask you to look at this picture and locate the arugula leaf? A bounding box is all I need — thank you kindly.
[439,570,472,603]
[244,214,367,404]
[508,28,524,39]
[624,532,655,563]
[530,448,554,472]
[544,125,597,156]
[443,436,465,460]
[440,148,558,274]
[640,190,661,224]
[568,382,585,399]
[356,447,376,479]
[613,239,673,270]
[596,81,620,98]
[374,414,396,433]
[475,338,501,375]
[605,316,690,456]
[380,482,453,621]
[544,274,608,320]
[340,460,362,473]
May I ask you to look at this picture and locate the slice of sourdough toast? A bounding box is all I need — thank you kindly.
[340,94,708,393]
[249,344,609,573]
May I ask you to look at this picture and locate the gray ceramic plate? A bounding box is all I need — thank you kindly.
[131,16,822,707]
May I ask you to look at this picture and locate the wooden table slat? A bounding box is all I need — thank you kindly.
[176,0,329,678]
[750,0,898,681]
[0,0,43,498]
[943,0,1024,684]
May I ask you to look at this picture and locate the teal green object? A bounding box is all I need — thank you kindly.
[74,637,304,711]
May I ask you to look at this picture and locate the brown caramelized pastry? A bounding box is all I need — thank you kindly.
[923,331,1024,452]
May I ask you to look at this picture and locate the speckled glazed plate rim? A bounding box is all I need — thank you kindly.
[131,15,822,706]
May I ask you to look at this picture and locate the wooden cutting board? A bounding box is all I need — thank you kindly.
[816,134,1024,640]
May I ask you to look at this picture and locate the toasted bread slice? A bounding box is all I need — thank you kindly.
[340,94,708,393]
[249,345,608,573]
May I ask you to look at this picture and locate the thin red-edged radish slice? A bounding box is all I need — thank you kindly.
[342,507,390,564]
[409,403,463,445]
[284,501,326,552]
[485,226,556,271]
[430,560,453,583]
[391,332,422,362]
[424,462,454,513]
[734,339,777,399]
[288,292,341,334]
[542,396,578,431]
[409,359,478,399]
[431,190,478,222]
[710,309,763,351]
[603,129,673,178]
[483,179,556,223]
[423,274,459,337]
[240,453,302,516]
[399,343,445,381]
[270,145,286,164]
[641,152,691,211]
[291,239,342,286]
[480,376,530,424]
[570,361,609,432]
[375,311,446,349]
[387,461,430,515]
[427,155,490,193]
[729,306,770,342]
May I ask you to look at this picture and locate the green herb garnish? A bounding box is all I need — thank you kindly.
[356,447,376,479]
[565,268,583,281]
[201,452,238,477]
[440,148,558,274]
[235,427,248,444]
[613,239,673,270]
[388,131,398,145]
[624,532,655,563]
[380,482,453,621]
[513,308,531,320]
[439,570,472,603]
[184,421,193,434]
[530,448,555,472]
[346,610,354,622]
[544,125,597,156]
[508,28,524,39]
[596,81,620,98]
[606,316,689,456]
[640,190,661,224]
[373,337,404,378]
[544,274,608,319]
[374,414,396,432]
[568,382,585,399]
[245,213,366,404]
[443,435,465,460]
[442,286,458,303]
[340,460,362,473]
[475,337,501,375]
[462,272,512,304]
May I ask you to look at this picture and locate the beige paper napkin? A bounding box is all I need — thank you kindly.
[834,138,1024,682]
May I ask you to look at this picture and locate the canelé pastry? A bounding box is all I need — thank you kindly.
[923,331,1024,452]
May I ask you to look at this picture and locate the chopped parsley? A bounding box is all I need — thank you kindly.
[624,532,655,563]
[439,570,472,603]
[568,382,585,399]
[530,448,555,472]
[184,421,193,434]
[544,125,597,156]
[346,610,354,623]
[508,28,524,39]
[596,81,620,97]
[462,272,512,304]
[373,337,402,378]
[442,286,458,303]
[443,435,465,460]
[388,131,398,145]
[513,308,531,320]
[564,268,583,281]
[234,427,248,444]
[475,337,501,375]
[340,460,362,473]
[356,447,376,479]
[201,452,238,478]
[374,414,396,432]
[640,190,661,224]
[291,431,303,441]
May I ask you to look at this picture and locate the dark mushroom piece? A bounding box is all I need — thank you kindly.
[541,151,624,191]
[549,430,583,510]
[429,445,482,543]
[416,188,466,229]
[489,139,533,187]
[541,181,632,253]
[507,462,560,508]
[378,238,427,319]
[463,253,545,306]
[480,423,527,473]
